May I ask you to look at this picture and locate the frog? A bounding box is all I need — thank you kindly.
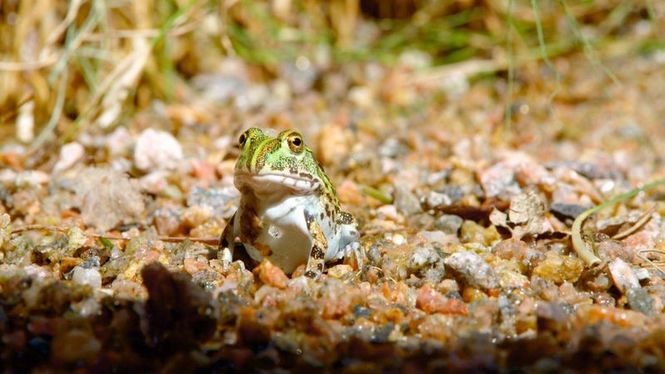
[220,127,362,278]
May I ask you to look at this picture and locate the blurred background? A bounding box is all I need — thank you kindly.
[1,0,664,158]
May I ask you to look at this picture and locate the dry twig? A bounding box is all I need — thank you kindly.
[10,225,219,246]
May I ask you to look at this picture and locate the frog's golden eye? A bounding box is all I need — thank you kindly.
[287,133,304,153]
[238,131,248,147]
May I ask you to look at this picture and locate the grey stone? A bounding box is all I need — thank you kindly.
[550,202,588,220]
[627,287,655,315]
[444,250,499,290]
[394,185,421,215]
[434,214,463,234]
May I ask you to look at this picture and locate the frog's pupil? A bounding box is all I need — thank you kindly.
[292,137,301,146]
[239,133,246,146]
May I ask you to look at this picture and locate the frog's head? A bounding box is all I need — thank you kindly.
[234,128,328,194]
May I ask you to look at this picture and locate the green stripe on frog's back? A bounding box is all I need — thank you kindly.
[251,137,282,172]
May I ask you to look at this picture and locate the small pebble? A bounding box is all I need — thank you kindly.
[134,128,184,171]
[328,264,353,279]
[608,258,640,293]
[550,202,588,220]
[394,185,421,215]
[444,250,499,290]
[72,266,102,289]
[434,214,463,234]
[53,142,84,173]
[626,287,655,315]
[532,251,583,285]
[390,233,407,245]
[408,245,440,271]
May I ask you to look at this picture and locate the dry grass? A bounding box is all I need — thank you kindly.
[0,0,663,149]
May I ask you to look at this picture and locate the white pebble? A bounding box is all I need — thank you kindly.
[134,128,183,171]
[72,266,102,289]
[391,233,407,245]
[608,258,640,293]
[53,142,84,173]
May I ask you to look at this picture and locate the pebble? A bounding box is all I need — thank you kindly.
[390,233,407,245]
[408,245,441,271]
[15,170,50,187]
[328,264,353,279]
[416,230,456,246]
[134,128,184,171]
[416,284,468,315]
[394,185,422,215]
[424,191,452,208]
[478,162,522,199]
[434,214,463,234]
[138,171,169,194]
[75,167,145,231]
[349,86,374,108]
[153,206,184,236]
[494,238,529,261]
[549,202,588,220]
[379,138,409,158]
[444,250,499,290]
[596,240,634,262]
[626,288,655,315]
[608,258,640,293]
[71,266,102,289]
[634,267,651,281]
[255,260,289,289]
[187,187,240,219]
[53,142,84,173]
[106,127,134,156]
[376,205,401,221]
[16,100,34,143]
[532,251,583,285]
[0,169,17,184]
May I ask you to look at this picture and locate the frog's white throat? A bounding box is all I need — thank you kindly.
[234,172,320,197]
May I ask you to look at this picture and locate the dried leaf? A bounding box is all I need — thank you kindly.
[489,208,508,229]
[66,226,87,252]
[74,168,145,231]
[508,191,552,239]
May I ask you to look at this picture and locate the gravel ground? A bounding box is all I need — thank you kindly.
[2,52,665,371]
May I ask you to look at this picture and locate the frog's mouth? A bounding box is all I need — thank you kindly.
[234,172,320,194]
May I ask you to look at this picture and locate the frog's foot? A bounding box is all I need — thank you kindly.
[344,241,364,271]
[304,243,325,279]
[304,211,328,279]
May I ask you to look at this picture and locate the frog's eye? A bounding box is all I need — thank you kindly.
[238,131,248,147]
[287,133,304,153]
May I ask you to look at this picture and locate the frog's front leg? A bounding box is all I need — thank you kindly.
[219,212,235,252]
[303,211,328,278]
[218,212,237,270]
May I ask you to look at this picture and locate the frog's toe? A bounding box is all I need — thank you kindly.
[343,241,364,270]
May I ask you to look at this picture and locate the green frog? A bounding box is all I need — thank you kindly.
[220,128,361,278]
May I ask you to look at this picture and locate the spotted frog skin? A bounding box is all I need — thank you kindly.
[220,128,361,277]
